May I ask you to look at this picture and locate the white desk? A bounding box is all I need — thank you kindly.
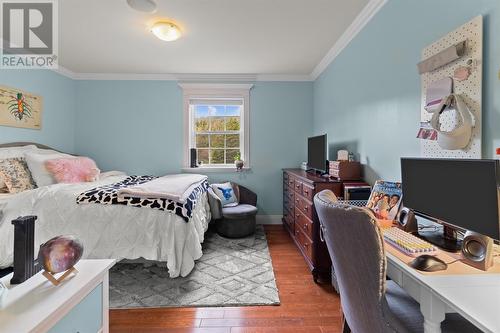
[0,259,115,333]
[386,252,500,333]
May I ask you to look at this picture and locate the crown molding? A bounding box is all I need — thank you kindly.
[51,65,77,79]
[176,73,257,82]
[178,83,254,90]
[50,71,313,82]
[311,0,387,80]
[71,72,177,80]
[256,74,313,82]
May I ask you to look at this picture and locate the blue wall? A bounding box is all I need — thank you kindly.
[75,81,313,215]
[313,0,500,183]
[0,70,77,152]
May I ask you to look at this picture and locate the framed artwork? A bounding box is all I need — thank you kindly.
[0,85,43,130]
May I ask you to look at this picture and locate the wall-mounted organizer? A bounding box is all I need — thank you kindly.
[419,15,482,158]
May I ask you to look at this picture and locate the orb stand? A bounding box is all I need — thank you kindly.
[42,267,78,286]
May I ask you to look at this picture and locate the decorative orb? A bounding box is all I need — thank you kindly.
[37,235,83,274]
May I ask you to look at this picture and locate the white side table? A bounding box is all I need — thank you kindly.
[0,259,115,333]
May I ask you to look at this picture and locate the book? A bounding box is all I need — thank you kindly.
[366,181,403,221]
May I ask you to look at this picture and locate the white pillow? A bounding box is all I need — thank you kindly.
[0,145,37,159]
[211,182,239,207]
[24,151,74,187]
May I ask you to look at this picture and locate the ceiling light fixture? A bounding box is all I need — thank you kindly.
[151,21,182,42]
[126,0,157,13]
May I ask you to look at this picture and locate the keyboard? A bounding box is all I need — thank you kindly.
[383,227,438,257]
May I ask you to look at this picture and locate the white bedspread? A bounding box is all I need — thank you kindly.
[0,172,211,277]
[117,173,207,203]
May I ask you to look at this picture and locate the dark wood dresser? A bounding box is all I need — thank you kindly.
[282,169,343,282]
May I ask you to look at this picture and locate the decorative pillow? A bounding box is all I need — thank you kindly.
[211,182,239,207]
[0,158,37,193]
[0,145,37,159]
[24,151,74,187]
[45,157,100,183]
[0,178,6,192]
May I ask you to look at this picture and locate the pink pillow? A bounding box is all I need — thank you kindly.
[45,157,100,183]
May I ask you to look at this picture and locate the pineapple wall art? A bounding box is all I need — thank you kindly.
[0,85,42,130]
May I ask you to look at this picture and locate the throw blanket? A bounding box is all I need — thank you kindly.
[76,175,209,222]
[117,174,207,204]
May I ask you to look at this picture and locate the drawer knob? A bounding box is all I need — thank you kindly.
[296,214,300,218]
[304,206,309,211]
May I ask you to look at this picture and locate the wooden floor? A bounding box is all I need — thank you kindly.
[110,225,342,333]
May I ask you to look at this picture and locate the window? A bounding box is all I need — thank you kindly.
[181,84,252,169]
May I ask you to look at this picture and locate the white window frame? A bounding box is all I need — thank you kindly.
[180,83,253,170]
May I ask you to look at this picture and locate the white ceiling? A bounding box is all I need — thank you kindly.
[59,0,369,76]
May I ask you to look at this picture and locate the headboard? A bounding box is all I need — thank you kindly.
[0,142,70,154]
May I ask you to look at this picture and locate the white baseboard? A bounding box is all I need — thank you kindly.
[256,215,283,225]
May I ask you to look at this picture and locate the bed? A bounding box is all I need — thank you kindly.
[0,143,211,278]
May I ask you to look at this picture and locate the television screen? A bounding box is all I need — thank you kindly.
[401,158,500,240]
[308,134,327,172]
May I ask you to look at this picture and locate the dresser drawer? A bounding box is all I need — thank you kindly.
[283,196,294,213]
[285,175,295,189]
[284,187,295,203]
[295,195,313,220]
[294,179,303,193]
[294,227,313,261]
[283,210,294,232]
[295,210,313,239]
[302,183,314,201]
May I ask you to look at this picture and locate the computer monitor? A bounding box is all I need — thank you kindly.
[307,134,328,174]
[401,158,500,248]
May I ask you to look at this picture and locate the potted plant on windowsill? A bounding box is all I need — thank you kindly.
[234,152,244,171]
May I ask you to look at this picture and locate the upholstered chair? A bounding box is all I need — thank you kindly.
[314,190,481,333]
[208,182,258,238]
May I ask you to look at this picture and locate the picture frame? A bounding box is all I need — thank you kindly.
[0,85,43,130]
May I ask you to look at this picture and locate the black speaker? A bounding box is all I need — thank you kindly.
[397,207,418,233]
[11,216,41,284]
[461,231,494,271]
[190,148,198,168]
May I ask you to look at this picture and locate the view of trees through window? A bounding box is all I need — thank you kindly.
[193,104,242,165]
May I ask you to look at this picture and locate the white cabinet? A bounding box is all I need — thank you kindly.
[0,259,115,333]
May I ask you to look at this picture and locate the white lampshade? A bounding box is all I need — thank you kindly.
[151,21,181,42]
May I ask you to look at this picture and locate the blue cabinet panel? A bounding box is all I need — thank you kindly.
[48,284,102,333]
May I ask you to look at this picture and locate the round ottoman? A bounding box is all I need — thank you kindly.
[216,204,258,238]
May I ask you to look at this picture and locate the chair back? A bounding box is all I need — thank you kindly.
[314,190,389,333]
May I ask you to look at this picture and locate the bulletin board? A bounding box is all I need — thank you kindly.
[420,16,482,158]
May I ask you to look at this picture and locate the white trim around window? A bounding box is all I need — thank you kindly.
[180,83,253,170]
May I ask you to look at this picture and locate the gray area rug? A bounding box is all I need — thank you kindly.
[109,225,280,308]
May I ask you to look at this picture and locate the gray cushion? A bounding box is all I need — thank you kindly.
[222,204,258,218]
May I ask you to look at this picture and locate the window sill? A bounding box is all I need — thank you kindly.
[182,166,251,173]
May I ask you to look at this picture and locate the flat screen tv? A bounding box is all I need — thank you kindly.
[308,134,328,173]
